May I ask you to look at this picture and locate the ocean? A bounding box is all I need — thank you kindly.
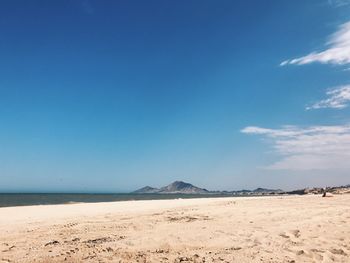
[0,193,233,208]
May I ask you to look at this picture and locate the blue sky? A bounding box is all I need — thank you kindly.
[1,0,350,192]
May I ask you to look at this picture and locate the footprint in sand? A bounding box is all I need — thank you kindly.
[330,248,347,256]
[279,233,289,239]
[291,230,300,238]
[310,248,325,253]
[280,230,300,239]
[63,222,78,228]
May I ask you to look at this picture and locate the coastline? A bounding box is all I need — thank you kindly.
[1,195,349,262]
[0,196,271,225]
[0,193,263,209]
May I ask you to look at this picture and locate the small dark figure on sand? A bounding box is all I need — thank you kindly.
[322,188,333,197]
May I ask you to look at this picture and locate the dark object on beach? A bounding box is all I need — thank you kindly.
[322,188,334,197]
[322,192,334,197]
[286,189,308,195]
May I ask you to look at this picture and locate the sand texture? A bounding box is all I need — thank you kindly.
[0,195,349,262]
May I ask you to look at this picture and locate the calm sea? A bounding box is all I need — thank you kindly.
[0,193,233,208]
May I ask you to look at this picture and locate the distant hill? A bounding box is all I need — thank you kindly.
[133,181,209,194]
[133,186,159,194]
[286,185,350,195]
[133,181,350,196]
[133,181,283,195]
[159,181,209,194]
[252,188,283,193]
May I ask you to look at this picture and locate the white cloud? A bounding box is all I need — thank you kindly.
[281,21,350,66]
[328,0,350,7]
[306,85,350,109]
[241,125,350,170]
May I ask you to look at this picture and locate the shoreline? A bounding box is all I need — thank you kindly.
[0,192,286,209]
[0,195,283,224]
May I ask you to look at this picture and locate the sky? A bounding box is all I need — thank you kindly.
[1,0,350,193]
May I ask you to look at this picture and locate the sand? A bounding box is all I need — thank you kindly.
[0,195,349,263]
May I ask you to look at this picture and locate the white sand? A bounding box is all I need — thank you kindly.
[0,195,349,262]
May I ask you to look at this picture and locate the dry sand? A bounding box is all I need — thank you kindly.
[0,194,349,262]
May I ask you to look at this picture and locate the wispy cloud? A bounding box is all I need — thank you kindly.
[281,21,350,66]
[328,0,350,7]
[306,85,350,110]
[241,125,350,170]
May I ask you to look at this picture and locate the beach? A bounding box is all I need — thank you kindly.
[0,195,349,263]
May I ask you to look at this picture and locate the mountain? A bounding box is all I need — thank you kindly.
[133,186,159,194]
[159,181,209,194]
[133,182,350,196]
[133,181,209,194]
[133,181,282,195]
